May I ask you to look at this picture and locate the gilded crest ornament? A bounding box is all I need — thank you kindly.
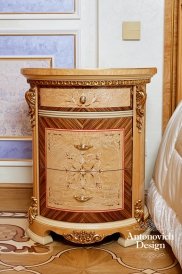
[63,231,104,244]
[136,85,147,132]
[28,197,38,224]
[25,87,36,128]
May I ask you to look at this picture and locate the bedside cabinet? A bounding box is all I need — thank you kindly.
[22,68,156,245]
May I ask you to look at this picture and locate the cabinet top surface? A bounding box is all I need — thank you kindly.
[21,67,157,80]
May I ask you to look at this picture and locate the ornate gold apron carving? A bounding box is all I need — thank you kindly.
[63,231,105,244]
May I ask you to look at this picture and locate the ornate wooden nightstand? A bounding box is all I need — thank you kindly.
[22,68,156,245]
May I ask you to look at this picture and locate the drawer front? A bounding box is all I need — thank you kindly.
[39,87,131,109]
[46,128,124,172]
[47,169,124,211]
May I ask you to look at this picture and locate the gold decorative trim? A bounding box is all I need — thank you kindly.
[63,231,105,244]
[28,197,38,224]
[28,79,150,87]
[136,85,146,132]
[25,87,36,128]
[134,200,144,226]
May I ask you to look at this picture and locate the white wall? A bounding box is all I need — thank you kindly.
[98,0,164,186]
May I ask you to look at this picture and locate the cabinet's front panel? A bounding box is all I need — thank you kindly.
[38,116,133,223]
[39,87,132,111]
[46,128,124,211]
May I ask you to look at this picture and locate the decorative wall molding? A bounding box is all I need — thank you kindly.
[0,34,75,68]
[163,0,182,131]
[0,57,52,137]
[0,0,80,20]
[0,139,32,159]
[0,160,32,184]
[0,160,32,167]
[0,183,32,212]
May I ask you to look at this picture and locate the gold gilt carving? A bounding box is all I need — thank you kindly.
[28,79,150,87]
[74,144,93,151]
[63,231,105,244]
[134,200,144,226]
[73,195,92,202]
[28,197,38,225]
[136,85,147,132]
[25,87,36,128]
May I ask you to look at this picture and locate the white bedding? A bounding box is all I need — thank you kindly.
[147,101,182,267]
[148,179,182,267]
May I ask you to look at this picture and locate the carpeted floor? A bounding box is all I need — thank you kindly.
[0,212,181,274]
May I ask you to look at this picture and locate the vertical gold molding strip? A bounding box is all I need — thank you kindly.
[163,0,178,132]
[177,0,182,103]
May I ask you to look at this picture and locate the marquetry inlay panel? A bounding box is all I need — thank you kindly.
[39,88,131,109]
[46,129,124,172]
[46,128,124,211]
[47,169,123,211]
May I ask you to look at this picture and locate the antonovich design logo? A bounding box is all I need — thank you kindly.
[127,232,174,251]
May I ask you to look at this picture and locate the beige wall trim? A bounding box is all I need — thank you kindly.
[163,0,181,132]
[0,184,32,212]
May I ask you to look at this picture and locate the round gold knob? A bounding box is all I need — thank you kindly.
[80,95,86,104]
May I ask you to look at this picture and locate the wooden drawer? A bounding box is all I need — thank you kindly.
[47,169,124,211]
[46,128,124,172]
[39,87,131,109]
